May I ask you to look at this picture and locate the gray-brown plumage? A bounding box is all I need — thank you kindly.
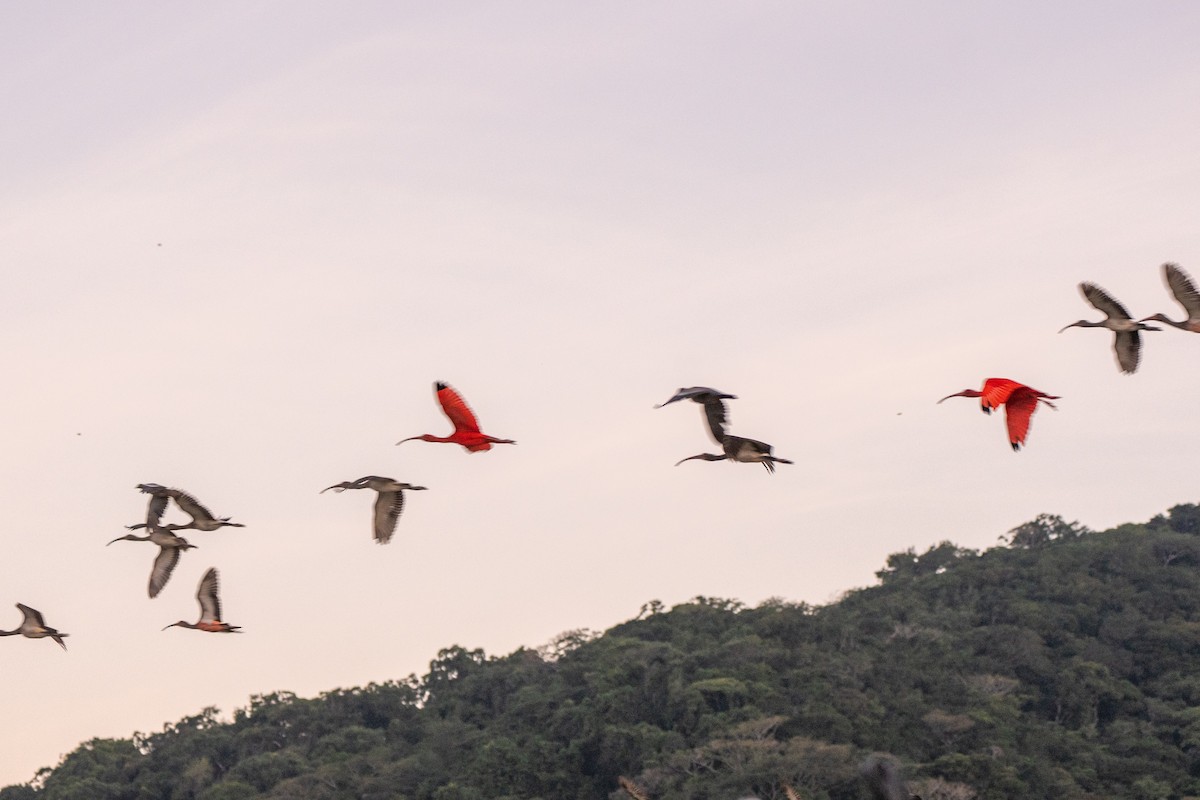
[321,476,427,544]
[859,757,920,800]
[0,604,68,650]
[128,483,244,533]
[655,386,738,409]
[658,388,792,473]
[163,567,241,633]
[108,525,197,598]
[1140,262,1200,333]
[1059,282,1160,373]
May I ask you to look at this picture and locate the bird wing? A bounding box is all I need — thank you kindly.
[169,488,216,522]
[146,493,169,527]
[618,777,650,800]
[197,568,221,622]
[435,383,482,434]
[1003,388,1042,450]
[656,386,735,407]
[1080,282,1132,320]
[373,490,404,544]
[783,785,803,800]
[1165,263,1200,318]
[979,378,1023,411]
[861,759,911,800]
[16,604,45,628]
[701,396,729,444]
[1114,330,1141,374]
[149,547,181,598]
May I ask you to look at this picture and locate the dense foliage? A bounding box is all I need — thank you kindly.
[8,505,1200,800]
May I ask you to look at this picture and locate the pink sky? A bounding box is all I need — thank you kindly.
[2,1,1200,786]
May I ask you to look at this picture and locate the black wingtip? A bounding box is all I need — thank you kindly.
[1011,442,1021,452]
[434,381,447,391]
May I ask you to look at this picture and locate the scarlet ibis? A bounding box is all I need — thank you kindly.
[1059,282,1159,373]
[0,604,68,650]
[659,388,792,473]
[163,567,241,633]
[108,525,197,598]
[396,382,515,452]
[938,378,1059,451]
[1140,263,1200,332]
[321,476,427,544]
[127,483,244,532]
[859,757,918,800]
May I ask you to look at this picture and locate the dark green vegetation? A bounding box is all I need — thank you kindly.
[8,505,1200,800]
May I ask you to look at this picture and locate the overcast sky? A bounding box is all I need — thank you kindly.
[3,1,1200,787]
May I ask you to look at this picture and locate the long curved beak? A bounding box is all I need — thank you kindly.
[936,391,972,404]
[320,484,344,493]
[1057,322,1080,333]
[161,623,180,631]
[395,436,420,446]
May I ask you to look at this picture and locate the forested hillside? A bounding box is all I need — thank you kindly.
[7,506,1200,800]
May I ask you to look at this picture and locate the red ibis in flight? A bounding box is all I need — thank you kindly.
[938,378,1059,451]
[396,382,515,453]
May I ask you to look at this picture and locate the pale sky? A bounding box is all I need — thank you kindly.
[3,1,1200,787]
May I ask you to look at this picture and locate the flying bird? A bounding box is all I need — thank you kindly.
[617,777,650,800]
[938,378,1059,451]
[1140,262,1200,333]
[654,386,737,408]
[108,525,197,598]
[0,604,69,650]
[127,484,244,533]
[321,476,428,544]
[859,757,920,800]
[396,382,515,452]
[163,568,241,633]
[659,388,792,473]
[1059,282,1159,373]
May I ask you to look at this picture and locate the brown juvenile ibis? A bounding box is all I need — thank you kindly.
[658,388,792,473]
[1059,282,1159,373]
[163,568,241,633]
[938,378,1059,452]
[107,525,197,598]
[321,476,427,544]
[0,604,69,650]
[396,382,515,452]
[1140,262,1200,333]
[127,483,244,533]
[859,756,920,800]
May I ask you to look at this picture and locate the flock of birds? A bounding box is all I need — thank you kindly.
[2,263,1198,798]
[936,262,1200,451]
